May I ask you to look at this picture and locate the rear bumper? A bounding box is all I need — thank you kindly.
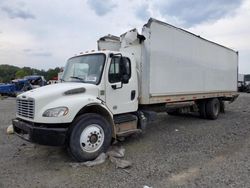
[12,119,68,146]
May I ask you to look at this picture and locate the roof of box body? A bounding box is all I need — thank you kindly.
[144,18,238,53]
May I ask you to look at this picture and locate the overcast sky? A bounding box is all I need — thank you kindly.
[0,0,249,73]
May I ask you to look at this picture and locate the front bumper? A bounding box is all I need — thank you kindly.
[12,119,68,146]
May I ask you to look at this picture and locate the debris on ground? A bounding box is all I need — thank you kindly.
[69,163,81,168]
[109,156,132,169]
[107,145,125,158]
[143,186,153,188]
[83,153,107,167]
[107,145,132,169]
[69,145,132,169]
[69,153,107,168]
[6,124,14,134]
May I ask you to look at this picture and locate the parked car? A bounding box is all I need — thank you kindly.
[24,75,47,88]
[246,84,250,93]
[0,79,32,97]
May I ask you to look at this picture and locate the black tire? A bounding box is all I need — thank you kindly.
[198,100,207,119]
[67,113,112,162]
[167,109,180,116]
[205,98,220,120]
[220,100,225,113]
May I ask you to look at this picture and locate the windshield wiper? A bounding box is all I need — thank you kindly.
[70,76,85,82]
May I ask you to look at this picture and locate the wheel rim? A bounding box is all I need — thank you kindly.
[79,124,104,153]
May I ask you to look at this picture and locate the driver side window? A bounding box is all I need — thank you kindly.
[109,57,121,83]
[108,57,131,83]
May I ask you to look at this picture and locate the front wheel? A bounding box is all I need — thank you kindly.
[68,113,112,162]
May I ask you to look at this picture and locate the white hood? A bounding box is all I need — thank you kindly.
[19,82,98,99]
[16,82,101,123]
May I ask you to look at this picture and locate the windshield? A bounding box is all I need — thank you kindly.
[62,54,106,85]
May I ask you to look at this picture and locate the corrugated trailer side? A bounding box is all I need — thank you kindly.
[140,19,238,104]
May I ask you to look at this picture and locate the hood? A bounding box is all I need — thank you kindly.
[18,82,99,99]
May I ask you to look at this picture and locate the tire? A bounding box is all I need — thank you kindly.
[67,113,112,162]
[167,109,180,116]
[205,98,220,120]
[198,100,207,119]
[220,100,225,113]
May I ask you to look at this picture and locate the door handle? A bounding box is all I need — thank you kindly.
[131,90,136,100]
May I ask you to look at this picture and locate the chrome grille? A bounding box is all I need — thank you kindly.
[17,98,35,119]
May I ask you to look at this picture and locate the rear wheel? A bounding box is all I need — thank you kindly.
[198,100,207,119]
[220,100,225,113]
[68,113,112,162]
[167,109,180,116]
[205,98,220,120]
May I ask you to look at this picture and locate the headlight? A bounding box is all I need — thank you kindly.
[43,107,69,117]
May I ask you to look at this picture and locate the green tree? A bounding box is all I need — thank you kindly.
[0,65,62,82]
[22,67,33,75]
[46,67,61,80]
[0,64,20,82]
[15,69,29,78]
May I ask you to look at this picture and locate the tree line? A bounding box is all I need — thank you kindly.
[0,64,62,83]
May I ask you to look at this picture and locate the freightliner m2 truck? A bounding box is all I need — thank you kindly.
[13,18,238,161]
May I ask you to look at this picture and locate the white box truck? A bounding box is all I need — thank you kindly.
[13,18,238,161]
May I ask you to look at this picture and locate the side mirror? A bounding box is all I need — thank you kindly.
[119,58,130,84]
[122,74,129,84]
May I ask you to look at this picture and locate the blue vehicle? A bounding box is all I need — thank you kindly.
[0,79,32,97]
[24,75,47,88]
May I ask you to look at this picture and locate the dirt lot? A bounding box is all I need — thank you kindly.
[0,93,250,188]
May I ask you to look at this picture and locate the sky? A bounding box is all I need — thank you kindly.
[0,0,249,73]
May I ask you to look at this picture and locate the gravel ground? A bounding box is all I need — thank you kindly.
[0,93,250,188]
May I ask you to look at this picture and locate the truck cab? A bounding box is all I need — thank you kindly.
[13,51,140,161]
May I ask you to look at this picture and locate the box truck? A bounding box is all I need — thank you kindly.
[13,18,238,161]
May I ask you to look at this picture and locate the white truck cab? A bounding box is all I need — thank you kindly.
[13,18,238,161]
[13,51,141,161]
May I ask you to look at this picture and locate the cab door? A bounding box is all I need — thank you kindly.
[105,55,138,114]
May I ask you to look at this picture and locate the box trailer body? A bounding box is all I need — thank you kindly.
[119,19,238,104]
[13,18,239,162]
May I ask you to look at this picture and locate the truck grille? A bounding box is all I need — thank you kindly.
[17,98,35,119]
